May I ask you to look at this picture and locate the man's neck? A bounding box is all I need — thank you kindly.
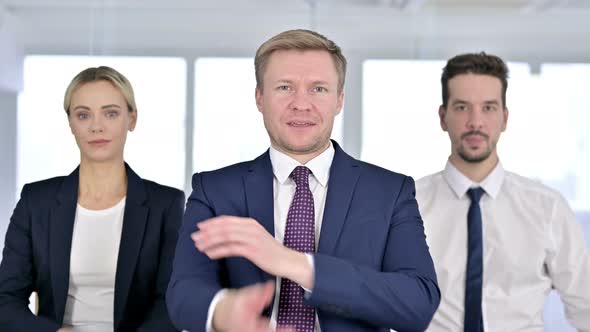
[272,142,331,165]
[449,153,499,183]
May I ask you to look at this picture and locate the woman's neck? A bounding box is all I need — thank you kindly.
[78,160,127,210]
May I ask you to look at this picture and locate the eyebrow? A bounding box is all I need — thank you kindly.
[310,80,330,86]
[451,99,500,105]
[72,105,90,112]
[71,104,122,111]
[273,79,293,85]
[272,79,331,86]
[451,99,468,105]
[102,104,122,109]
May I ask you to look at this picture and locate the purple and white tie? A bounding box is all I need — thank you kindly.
[277,166,315,332]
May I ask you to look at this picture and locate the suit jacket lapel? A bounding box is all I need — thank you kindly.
[49,167,79,323]
[114,164,148,329]
[244,151,275,283]
[318,141,360,255]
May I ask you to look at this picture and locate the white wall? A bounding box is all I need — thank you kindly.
[0,8,22,256]
[0,7,23,92]
[0,91,17,256]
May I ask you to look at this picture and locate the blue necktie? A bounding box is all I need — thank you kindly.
[465,187,485,332]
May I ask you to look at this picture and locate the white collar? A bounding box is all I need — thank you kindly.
[443,159,504,199]
[269,142,334,187]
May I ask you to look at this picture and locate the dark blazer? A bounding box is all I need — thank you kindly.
[0,164,184,332]
[167,141,440,332]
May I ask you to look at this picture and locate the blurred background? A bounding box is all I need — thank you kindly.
[0,1,589,330]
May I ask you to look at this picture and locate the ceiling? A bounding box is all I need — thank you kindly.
[2,0,589,10]
[0,0,589,62]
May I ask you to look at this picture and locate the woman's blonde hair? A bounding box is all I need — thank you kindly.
[63,66,136,115]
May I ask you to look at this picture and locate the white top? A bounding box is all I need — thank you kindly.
[63,197,126,332]
[207,143,334,332]
[416,161,590,332]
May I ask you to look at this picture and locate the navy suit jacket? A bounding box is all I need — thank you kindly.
[0,164,184,332]
[167,142,440,332]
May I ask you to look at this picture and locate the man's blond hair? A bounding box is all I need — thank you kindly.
[254,29,347,93]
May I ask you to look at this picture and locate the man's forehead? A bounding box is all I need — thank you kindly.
[449,73,502,86]
[266,49,334,66]
[263,50,339,78]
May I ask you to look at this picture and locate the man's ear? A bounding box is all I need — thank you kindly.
[255,87,263,113]
[502,107,509,132]
[439,105,448,131]
[335,90,344,115]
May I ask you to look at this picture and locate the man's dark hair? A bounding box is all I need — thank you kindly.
[441,52,509,108]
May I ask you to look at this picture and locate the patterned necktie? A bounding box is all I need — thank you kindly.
[277,166,315,332]
[465,187,485,332]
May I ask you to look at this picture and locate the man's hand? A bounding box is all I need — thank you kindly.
[213,281,294,332]
[192,216,313,289]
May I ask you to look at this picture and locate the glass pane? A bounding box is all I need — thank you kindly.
[18,56,186,191]
[362,59,449,179]
[502,63,590,210]
[362,59,529,180]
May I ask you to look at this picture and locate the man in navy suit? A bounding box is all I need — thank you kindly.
[167,29,440,332]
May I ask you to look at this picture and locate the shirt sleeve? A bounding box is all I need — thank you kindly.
[205,289,229,332]
[546,195,590,330]
[302,253,315,297]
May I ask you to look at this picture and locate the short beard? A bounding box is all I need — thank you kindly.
[457,130,494,163]
[458,147,492,163]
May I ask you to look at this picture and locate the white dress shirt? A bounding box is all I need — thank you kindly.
[416,161,590,332]
[63,197,125,332]
[206,143,334,332]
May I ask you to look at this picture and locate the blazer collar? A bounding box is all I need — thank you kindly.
[244,150,275,283]
[244,140,360,259]
[114,164,149,328]
[49,167,79,322]
[54,163,147,205]
[317,140,360,255]
[241,142,358,316]
[49,163,149,327]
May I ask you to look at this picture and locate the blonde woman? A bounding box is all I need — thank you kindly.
[0,66,183,332]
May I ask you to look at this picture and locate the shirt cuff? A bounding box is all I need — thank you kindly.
[206,289,229,332]
[302,253,315,298]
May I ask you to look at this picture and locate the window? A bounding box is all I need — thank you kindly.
[18,56,186,191]
[502,63,590,210]
[362,59,448,179]
[362,59,534,181]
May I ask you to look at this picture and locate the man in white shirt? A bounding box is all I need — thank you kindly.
[167,29,440,332]
[416,52,590,332]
